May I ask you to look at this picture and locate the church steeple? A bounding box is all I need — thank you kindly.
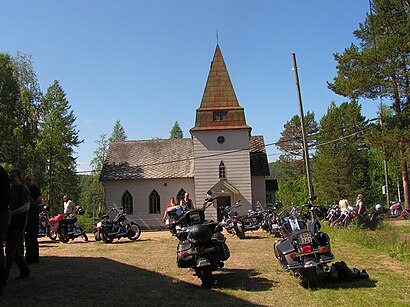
[191,44,251,132]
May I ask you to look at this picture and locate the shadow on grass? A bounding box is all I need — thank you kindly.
[216,268,274,291]
[2,256,265,306]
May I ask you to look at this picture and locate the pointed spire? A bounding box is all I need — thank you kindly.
[191,44,251,132]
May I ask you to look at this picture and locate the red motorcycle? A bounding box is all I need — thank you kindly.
[386,202,409,218]
[49,206,88,243]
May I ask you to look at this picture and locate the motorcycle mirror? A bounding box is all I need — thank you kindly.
[207,189,215,195]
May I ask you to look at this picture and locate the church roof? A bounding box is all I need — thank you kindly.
[100,138,195,181]
[191,44,251,132]
[100,136,269,181]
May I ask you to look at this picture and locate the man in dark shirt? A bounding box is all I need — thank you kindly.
[24,174,42,264]
[6,168,31,280]
[0,165,10,295]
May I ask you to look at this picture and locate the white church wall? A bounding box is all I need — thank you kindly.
[103,178,194,229]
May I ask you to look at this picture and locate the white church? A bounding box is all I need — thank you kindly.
[100,44,276,229]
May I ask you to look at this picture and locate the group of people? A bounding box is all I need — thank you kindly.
[0,166,44,296]
[338,193,366,215]
[162,192,195,222]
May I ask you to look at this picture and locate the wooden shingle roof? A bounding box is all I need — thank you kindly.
[100,138,194,181]
[191,44,251,132]
[100,136,270,181]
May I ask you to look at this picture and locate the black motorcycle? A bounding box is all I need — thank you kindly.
[37,205,57,241]
[175,192,230,288]
[50,205,88,243]
[100,206,141,243]
[273,204,334,289]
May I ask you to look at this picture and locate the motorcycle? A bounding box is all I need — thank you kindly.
[37,205,58,241]
[99,206,141,243]
[273,204,334,289]
[325,204,341,225]
[49,205,88,243]
[358,204,384,230]
[261,202,282,237]
[175,191,230,288]
[219,200,245,239]
[386,202,408,218]
[93,214,110,241]
[331,206,356,228]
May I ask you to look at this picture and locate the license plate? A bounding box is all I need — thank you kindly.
[298,232,312,245]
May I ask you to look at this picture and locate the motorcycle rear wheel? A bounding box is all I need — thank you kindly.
[302,267,318,289]
[101,230,114,243]
[81,232,89,242]
[199,267,215,288]
[127,223,141,241]
[58,231,70,244]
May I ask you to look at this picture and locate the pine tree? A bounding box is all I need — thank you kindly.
[169,121,183,139]
[37,80,82,210]
[109,120,127,143]
[328,0,410,208]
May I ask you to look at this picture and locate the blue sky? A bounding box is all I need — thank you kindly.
[1,1,377,172]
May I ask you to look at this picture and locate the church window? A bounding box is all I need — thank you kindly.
[149,190,161,214]
[213,111,227,121]
[219,161,226,179]
[176,189,185,204]
[122,190,133,214]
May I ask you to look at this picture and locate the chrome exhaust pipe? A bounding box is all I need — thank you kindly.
[293,271,301,279]
[323,265,331,273]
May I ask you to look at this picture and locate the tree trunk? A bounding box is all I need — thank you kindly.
[400,141,410,210]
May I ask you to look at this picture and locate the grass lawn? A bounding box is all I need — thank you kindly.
[2,220,409,306]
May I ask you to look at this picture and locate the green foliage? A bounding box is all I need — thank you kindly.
[328,0,410,209]
[109,120,127,143]
[37,80,82,211]
[322,222,410,264]
[313,101,369,202]
[169,121,183,139]
[276,112,317,180]
[276,177,309,206]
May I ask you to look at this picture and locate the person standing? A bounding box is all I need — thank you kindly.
[6,168,31,279]
[63,195,76,215]
[180,192,195,211]
[24,174,42,264]
[0,166,10,295]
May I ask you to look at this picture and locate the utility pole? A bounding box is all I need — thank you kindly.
[292,53,315,203]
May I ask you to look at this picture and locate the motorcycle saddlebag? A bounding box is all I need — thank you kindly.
[177,241,194,268]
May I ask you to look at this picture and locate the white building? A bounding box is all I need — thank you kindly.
[100,45,273,229]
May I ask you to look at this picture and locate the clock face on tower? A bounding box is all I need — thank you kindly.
[217,136,225,144]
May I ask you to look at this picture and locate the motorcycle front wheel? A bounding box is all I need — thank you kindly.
[235,224,245,239]
[127,222,141,241]
[48,228,58,241]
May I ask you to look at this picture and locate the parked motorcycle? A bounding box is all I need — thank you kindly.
[99,206,141,243]
[37,205,58,241]
[93,214,110,241]
[175,191,230,288]
[219,200,245,239]
[331,206,356,228]
[273,204,334,289]
[49,205,88,243]
[358,204,384,230]
[386,202,409,219]
[261,203,282,237]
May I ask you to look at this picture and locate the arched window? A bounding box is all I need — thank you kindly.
[149,190,161,214]
[219,161,226,179]
[176,189,185,204]
[122,190,133,214]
